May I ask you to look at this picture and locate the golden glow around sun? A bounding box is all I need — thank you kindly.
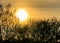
[16,9,28,21]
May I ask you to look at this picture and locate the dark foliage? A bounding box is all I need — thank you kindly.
[0,4,60,43]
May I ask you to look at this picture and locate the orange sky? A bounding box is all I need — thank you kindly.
[0,0,60,20]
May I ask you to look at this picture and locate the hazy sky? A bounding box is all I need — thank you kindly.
[0,0,60,19]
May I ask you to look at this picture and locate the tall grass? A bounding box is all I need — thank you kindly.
[0,4,60,42]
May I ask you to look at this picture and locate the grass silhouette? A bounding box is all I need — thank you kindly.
[0,4,60,43]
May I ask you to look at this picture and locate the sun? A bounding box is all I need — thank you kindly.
[16,9,28,21]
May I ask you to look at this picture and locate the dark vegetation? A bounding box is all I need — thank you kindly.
[0,4,60,43]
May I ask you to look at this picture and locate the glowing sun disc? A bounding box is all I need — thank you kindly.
[16,9,28,21]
